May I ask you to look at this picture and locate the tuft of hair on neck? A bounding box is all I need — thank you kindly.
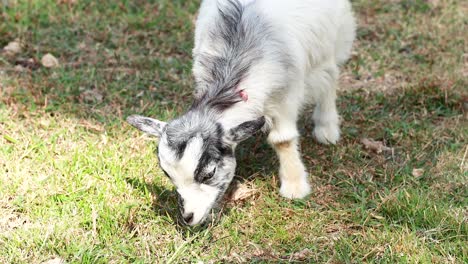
[192,0,269,112]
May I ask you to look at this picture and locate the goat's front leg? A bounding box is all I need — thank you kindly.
[268,109,311,199]
[272,138,311,199]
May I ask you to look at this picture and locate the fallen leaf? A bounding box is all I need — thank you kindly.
[15,58,41,70]
[360,138,393,154]
[57,0,77,5]
[289,248,312,261]
[136,91,144,97]
[370,212,385,220]
[427,0,440,7]
[3,40,21,55]
[412,168,424,177]
[100,134,108,145]
[41,53,59,68]
[78,119,104,132]
[227,181,257,202]
[77,42,87,50]
[39,119,51,128]
[80,88,104,103]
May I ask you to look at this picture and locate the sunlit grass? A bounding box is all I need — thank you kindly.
[0,0,466,262]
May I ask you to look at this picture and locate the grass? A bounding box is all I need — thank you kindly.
[0,0,466,262]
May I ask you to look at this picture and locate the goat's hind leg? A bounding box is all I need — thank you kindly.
[309,64,341,144]
[267,102,311,199]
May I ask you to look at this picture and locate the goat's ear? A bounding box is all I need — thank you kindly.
[224,116,265,143]
[126,115,167,137]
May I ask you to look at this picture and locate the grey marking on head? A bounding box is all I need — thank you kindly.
[162,110,227,160]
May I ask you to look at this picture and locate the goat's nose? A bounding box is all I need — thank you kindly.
[182,212,194,224]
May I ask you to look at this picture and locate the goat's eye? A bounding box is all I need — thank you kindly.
[202,167,216,183]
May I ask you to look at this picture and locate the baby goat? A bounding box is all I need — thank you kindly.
[127,0,356,226]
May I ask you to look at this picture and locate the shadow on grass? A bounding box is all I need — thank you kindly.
[124,80,465,231]
[124,176,232,235]
[124,177,182,226]
[235,134,278,181]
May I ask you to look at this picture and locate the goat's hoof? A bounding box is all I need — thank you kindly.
[279,181,311,199]
[313,124,340,145]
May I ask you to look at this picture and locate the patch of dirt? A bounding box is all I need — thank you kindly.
[225,247,315,262]
[41,257,66,264]
[0,212,31,231]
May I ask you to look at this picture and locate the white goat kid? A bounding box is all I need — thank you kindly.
[127,0,355,226]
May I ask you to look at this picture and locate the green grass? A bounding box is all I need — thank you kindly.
[1,0,467,263]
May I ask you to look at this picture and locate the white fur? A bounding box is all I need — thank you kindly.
[274,139,311,198]
[133,0,356,226]
[177,184,219,225]
[158,134,238,225]
[159,136,215,224]
[193,0,355,198]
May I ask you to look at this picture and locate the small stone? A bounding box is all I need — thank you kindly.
[14,65,26,72]
[41,53,59,68]
[3,40,21,55]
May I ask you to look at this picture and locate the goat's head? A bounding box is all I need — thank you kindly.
[127,111,264,226]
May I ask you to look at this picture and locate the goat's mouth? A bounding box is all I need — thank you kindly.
[179,208,213,226]
[176,184,231,226]
[178,197,228,226]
